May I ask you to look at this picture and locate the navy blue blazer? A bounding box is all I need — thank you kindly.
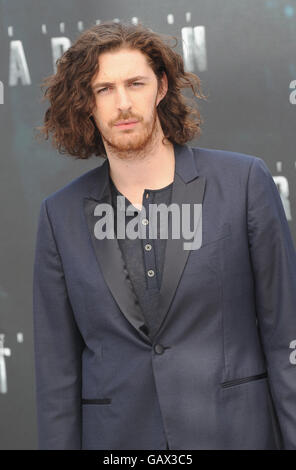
[33,143,296,449]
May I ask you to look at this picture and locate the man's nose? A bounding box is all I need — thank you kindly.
[116,87,132,111]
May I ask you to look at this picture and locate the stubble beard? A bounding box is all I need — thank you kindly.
[100,103,161,161]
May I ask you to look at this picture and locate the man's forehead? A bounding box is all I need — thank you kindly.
[94,48,152,80]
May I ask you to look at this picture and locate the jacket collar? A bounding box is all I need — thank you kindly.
[86,142,199,203]
[83,142,205,344]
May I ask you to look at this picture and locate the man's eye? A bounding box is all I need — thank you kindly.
[97,87,108,94]
[97,83,143,94]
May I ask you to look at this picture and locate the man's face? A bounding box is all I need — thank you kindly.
[90,47,167,155]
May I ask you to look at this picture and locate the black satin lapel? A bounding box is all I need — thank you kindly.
[154,173,206,338]
[83,197,151,344]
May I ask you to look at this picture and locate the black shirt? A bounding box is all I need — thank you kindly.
[109,175,173,340]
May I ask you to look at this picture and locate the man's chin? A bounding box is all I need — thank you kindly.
[105,135,152,153]
[102,117,159,155]
[112,144,148,153]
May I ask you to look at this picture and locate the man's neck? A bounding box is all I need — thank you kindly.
[106,139,175,192]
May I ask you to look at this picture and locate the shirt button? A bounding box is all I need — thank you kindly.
[142,218,149,225]
[145,192,149,199]
[145,244,152,251]
[154,344,164,354]
[147,269,155,277]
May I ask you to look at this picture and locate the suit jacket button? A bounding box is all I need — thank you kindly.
[154,344,164,354]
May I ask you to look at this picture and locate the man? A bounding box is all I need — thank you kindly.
[33,21,296,450]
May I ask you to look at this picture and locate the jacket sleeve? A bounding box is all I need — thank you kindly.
[33,199,85,449]
[247,156,296,449]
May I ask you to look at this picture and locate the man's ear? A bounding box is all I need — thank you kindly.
[157,71,168,106]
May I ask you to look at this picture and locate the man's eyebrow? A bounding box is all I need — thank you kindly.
[92,75,150,90]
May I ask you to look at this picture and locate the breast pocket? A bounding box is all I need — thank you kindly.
[184,222,231,275]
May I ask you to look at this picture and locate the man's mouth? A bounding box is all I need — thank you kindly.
[115,120,139,129]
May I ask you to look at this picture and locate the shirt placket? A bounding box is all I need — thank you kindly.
[140,189,159,289]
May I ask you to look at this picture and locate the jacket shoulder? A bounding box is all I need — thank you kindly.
[190,145,260,171]
[41,163,104,208]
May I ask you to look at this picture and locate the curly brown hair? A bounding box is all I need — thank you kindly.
[35,20,208,159]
